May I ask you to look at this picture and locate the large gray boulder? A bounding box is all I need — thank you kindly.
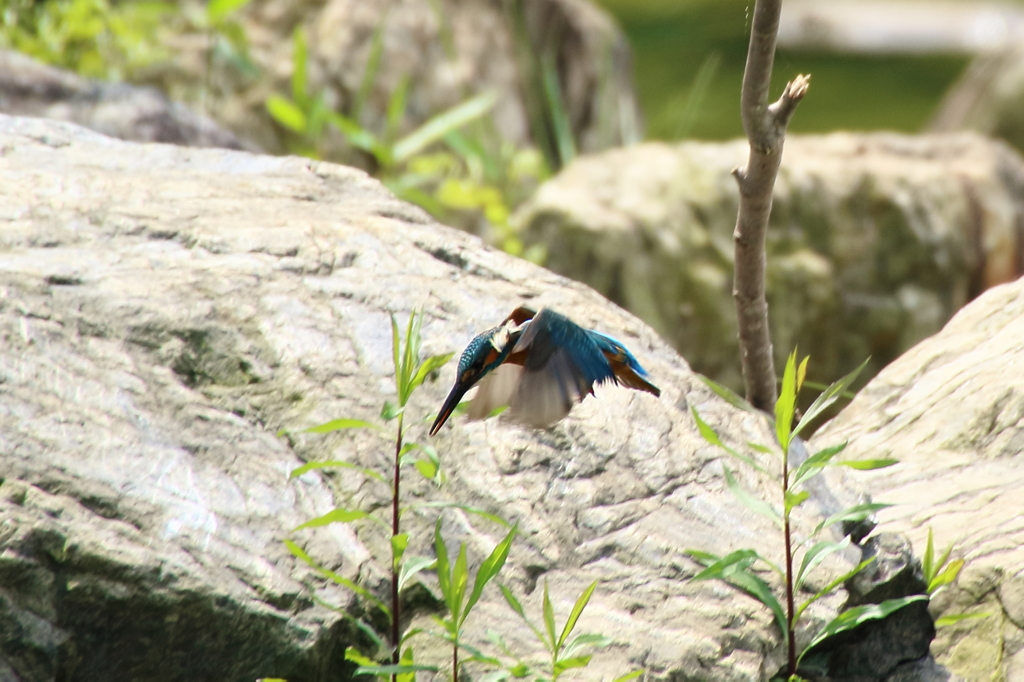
[0,114,870,680]
[0,50,251,151]
[813,274,1024,681]
[514,132,1024,391]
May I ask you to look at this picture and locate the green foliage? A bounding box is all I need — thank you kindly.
[265,28,549,263]
[475,581,611,682]
[921,528,991,628]
[689,351,917,677]
[284,309,453,674]
[283,311,619,680]
[431,519,518,680]
[0,0,173,80]
[1,0,256,83]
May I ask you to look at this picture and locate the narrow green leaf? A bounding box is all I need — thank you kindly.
[799,596,927,664]
[398,556,435,593]
[342,614,386,651]
[795,558,875,624]
[392,91,499,163]
[410,501,512,527]
[928,559,964,594]
[410,351,455,394]
[557,581,598,650]
[691,548,758,581]
[289,460,388,485]
[391,532,409,571]
[935,611,991,628]
[354,664,438,677]
[795,537,851,591]
[386,74,410,137]
[326,111,383,157]
[722,565,789,646]
[785,490,810,515]
[414,458,438,480]
[435,518,451,598]
[691,407,766,473]
[397,646,420,682]
[794,357,869,437]
[812,503,893,536]
[286,540,389,615]
[303,418,381,434]
[724,466,783,529]
[291,27,308,106]
[344,646,376,668]
[390,313,402,393]
[933,537,955,585]
[380,401,403,422]
[796,355,809,393]
[498,583,548,651]
[838,459,898,471]
[207,0,253,23]
[748,442,776,455]
[922,528,935,583]
[775,350,799,452]
[295,508,386,531]
[500,583,527,620]
[700,376,757,413]
[542,582,557,652]
[790,443,848,490]
[553,655,592,676]
[266,94,307,134]
[562,632,612,659]
[462,524,517,627]
[451,544,469,623]
[613,671,645,682]
[400,311,421,404]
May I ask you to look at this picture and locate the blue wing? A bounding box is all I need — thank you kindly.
[506,309,616,427]
[465,308,659,429]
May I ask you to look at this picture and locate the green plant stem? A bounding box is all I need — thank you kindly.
[392,412,404,678]
[783,449,796,675]
[453,639,459,682]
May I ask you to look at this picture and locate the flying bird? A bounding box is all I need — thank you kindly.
[430,306,660,435]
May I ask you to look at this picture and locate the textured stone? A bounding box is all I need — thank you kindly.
[514,132,1024,391]
[0,113,872,680]
[813,274,1024,680]
[0,50,251,151]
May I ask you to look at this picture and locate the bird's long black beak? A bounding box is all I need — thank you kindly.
[430,382,469,436]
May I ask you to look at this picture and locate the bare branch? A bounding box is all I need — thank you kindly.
[733,0,810,414]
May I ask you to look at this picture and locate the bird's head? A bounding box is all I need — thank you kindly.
[430,319,523,435]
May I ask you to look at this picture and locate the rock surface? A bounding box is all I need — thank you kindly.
[514,132,1024,391]
[813,274,1024,680]
[930,45,1024,156]
[0,113,872,680]
[0,50,251,151]
[160,0,640,162]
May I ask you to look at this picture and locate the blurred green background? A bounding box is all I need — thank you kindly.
[595,0,970,141]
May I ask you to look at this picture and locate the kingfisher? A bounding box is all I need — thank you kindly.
[430,306,660,435]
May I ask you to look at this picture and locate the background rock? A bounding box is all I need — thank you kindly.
[813,274,1024,680]
[930,44,1024,156]
[0,49,252,151]
[0,113,866,680]
[514,132,1024,391]
[158,0,640,162]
